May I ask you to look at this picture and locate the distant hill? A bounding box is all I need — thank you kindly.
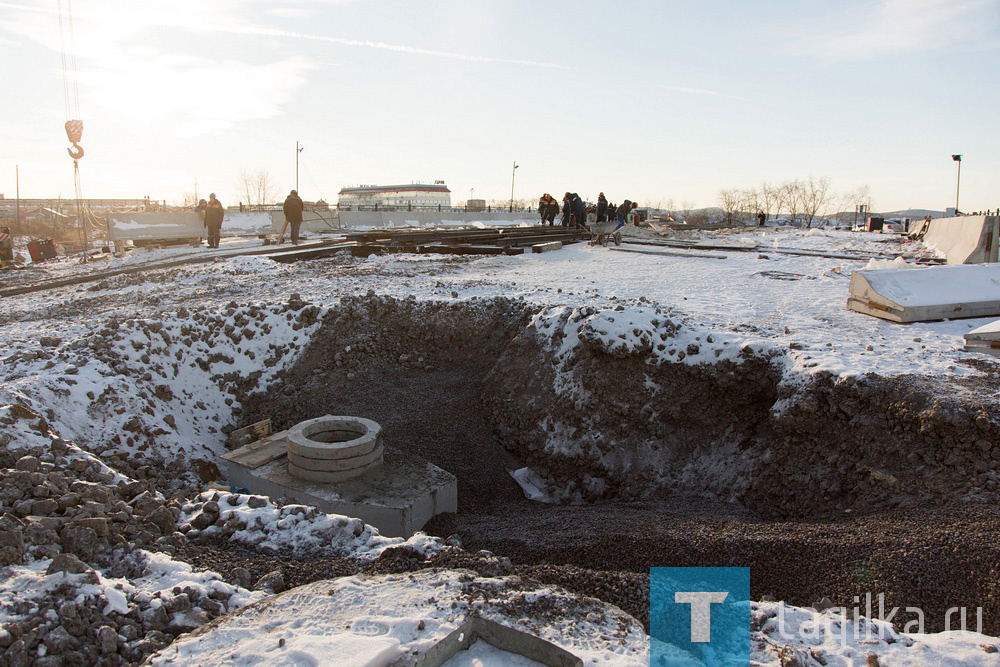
[878,209,946,220]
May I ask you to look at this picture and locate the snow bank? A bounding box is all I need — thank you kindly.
[148,570,649,666]
[181,491,445,560]
[0,298,325,464]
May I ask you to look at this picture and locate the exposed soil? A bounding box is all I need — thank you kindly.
[235,295,1000,633]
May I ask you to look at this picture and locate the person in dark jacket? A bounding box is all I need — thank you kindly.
[561,193,571,227]
[570,193,587,229]
[539,194,558,226]
[596,193,608,223]
[282,190,305,244]
[613,200,632,231]
[757,210,766,227]
[204,193,225,248]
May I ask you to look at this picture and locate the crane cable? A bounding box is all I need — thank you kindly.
[297,154,340,230]
[57,0,88,256]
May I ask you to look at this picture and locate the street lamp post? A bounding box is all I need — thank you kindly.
[952,154,962,215]
[509,162,519,212]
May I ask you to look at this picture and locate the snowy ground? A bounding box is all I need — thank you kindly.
[3,224,1000,665]
[4,226,997,382]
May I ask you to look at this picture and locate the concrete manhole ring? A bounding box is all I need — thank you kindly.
[287,415,382,460]
[287,459,382,484]
[287,444,384,473]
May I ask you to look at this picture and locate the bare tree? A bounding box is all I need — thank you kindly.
[759,183,779,220]
[740,188,761,219]
[718,188,741,223]
[180,192,199,207]
[802,176,832,227]
[778,180,805,225]
[488,198,531,210]
[839,185,872,226]
[236,169,278,206]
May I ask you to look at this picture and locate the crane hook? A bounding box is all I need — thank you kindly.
[67,143,84,160]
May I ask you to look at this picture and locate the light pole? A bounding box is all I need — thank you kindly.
[296,141,304,192]
[509,162,519,212]
[951,154,962,215]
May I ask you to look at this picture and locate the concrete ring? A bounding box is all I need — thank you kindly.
[287,444,384,473]
[286,415,382,461]
[287,458,381,484]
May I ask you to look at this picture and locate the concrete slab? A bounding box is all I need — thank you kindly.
[964,319,1000,356]
[847,263,1000,323]
[921,215,999,264]
[220,444,457,538]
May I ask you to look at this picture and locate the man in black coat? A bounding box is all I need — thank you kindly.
[282,190,305,244]
[561,193,571,227]
[570,193,587,229]
[596,192,608,223]
[204,193,225,249]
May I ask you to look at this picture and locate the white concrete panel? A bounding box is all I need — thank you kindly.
[921,215,999,264]
[847,263,1000,322]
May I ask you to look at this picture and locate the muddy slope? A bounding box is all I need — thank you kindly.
[482,305,1000,517]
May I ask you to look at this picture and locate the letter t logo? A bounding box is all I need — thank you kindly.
[675,591,729,642]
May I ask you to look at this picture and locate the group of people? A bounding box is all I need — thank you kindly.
[194,189,305,248]
[538,192,640,229]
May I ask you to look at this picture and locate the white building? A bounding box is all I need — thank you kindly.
[337,183,451,209]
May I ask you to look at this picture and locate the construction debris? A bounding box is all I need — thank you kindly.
[848,263,1000,323]
[344,226,587,257]
[609,246,728,260]
[965,319,1000,356]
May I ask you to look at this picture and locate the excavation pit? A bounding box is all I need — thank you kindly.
[232,295,1000,634]
[221,415,457,538]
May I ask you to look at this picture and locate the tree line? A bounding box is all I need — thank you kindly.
[718,178,872,226]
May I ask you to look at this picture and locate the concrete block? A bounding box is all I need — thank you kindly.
[921,215,999,264]
[220,446,456,538]
[965,319,1000,356]
[847,263,1000,323]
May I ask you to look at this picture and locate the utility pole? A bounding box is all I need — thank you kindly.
[952,154,962,215]
[509,161,519,212]
[15,165,20,227]
[296,141,304,192]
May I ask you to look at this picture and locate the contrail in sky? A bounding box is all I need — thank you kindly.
[0,2,568,69]
[213,24,570,69]
[660,85,749,101]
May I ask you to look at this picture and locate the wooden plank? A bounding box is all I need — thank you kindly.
[221,430,289,469]
[267,242,356,263]
[608,247,728,260]
[227,419,272,449]
[532,241,563,253]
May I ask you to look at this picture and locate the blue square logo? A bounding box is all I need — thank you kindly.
[650,567,752,665]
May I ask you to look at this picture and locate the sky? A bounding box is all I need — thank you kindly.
[0,0,998,212]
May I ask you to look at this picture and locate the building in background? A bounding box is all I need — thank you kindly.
[337,182,451,209]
